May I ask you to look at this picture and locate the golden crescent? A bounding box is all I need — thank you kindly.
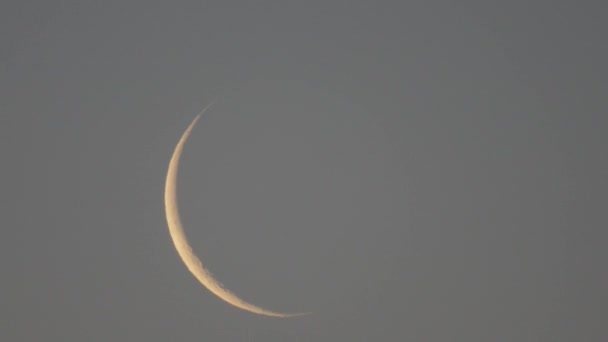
[164,104,309,318]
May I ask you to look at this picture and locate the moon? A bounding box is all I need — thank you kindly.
[164,103,309,318]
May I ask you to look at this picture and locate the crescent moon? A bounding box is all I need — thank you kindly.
[164,103,309,318]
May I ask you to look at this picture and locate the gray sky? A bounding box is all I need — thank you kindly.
[2,1,607,341]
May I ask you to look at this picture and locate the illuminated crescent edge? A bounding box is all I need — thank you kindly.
[164,103,309,318]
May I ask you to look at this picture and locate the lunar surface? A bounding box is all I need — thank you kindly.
[164,104,308,318]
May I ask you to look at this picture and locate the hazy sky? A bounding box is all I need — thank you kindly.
[2,1,606,341]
